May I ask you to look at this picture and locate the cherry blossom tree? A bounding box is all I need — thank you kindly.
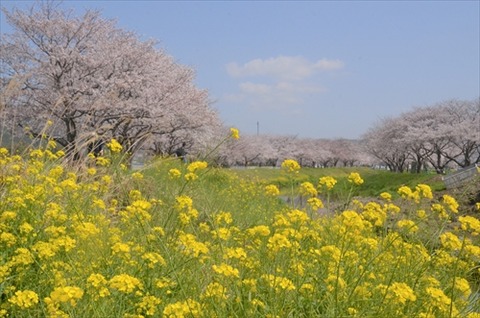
[362,98,479,174]
[268,135,300,165]
[309,139,334,168]
[0,2,220,159]
[295,138,318,167]
[437,99,480,168]
[397,107,437,173]
[362,117,409,172]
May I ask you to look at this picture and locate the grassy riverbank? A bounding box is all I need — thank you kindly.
[1,143,479,317]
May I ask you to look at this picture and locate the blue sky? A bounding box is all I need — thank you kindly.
[1,1,479,139]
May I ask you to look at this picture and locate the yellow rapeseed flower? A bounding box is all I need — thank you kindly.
[109,274,143,293]
[318,176,337,190]
[347,308,358,316]
[398,186,415,200]
[137,295,162,316]
[184,172,198,181]
[442,194,459,213]
[348,172,364,185]
[47,139,56,149]
[19,222,34,234]
[106,138,123,153]
[281,159,301,173]
[267,233,292,252]
[55,149,65,157]
[300,181,318,197]
[362,202,387,227]
[265,184,280,196]
[142,252,166,268]
[0,232,17,247]
[32,241,58,259]
[168,168,182,179]
[11,248,34,266]
[45,225,67,238]
[223,247,247,260]
[49,286,84,306]
[0,211,16,221]
[212,263,240,278]
[325,275,346,292]
[250,298,265,308]
[215,211,233,225]
[203,282,227,299]
[211,227,231,240]
[396,219,419,233]
[380,192,392,201]
[175,195,193,211]
[187,161,208,173]
[8,290,39,308]
[431,203,449,220]
[453,277,471,298]
[155,277,177,289]
[0,147,9,156]
[384,203,401,215]
[131,172,143,180]
[459,215,480,236]
[262,274,296,292]
[246,225,271,237]
[307,197,324,210]
[319,245,341,263]
[87,273,110,299]
[382,282,417,304]
[339,210,365,231]
[416,184,433,199]
[112,242,131,254]
[440,232,463,250]
[163,299,202,318]
[177,232,209,259]
[95,156,111,167]
[230,127,240,140]
[286,209,310,223]
[425,287,454,314]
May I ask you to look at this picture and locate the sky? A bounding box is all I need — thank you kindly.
[1,0,479,139]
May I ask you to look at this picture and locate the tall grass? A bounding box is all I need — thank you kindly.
[1,138,479,318]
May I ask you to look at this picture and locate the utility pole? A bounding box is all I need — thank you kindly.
[257,121,259,136]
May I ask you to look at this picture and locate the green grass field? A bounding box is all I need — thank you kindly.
[227,166,446,198]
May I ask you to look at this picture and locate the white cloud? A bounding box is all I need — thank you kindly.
[226,56,344,81]
[239,81,325,96]
[225,81,325,113]
[224,55,342,114]
[239,82,271,95]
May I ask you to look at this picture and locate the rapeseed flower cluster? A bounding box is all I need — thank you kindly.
[106,138,123,153]
[281,159,301,173]
[183,160,208,181]
[0,144,479,317]
[264,184,280,196]
[348,172,364,185]
[318,176,337,190]
[8,290,39,308]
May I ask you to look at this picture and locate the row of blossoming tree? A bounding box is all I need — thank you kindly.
[217,99,479,172]
[362,99,480,173]
[216,135,369,168]
[0,2,222,161]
